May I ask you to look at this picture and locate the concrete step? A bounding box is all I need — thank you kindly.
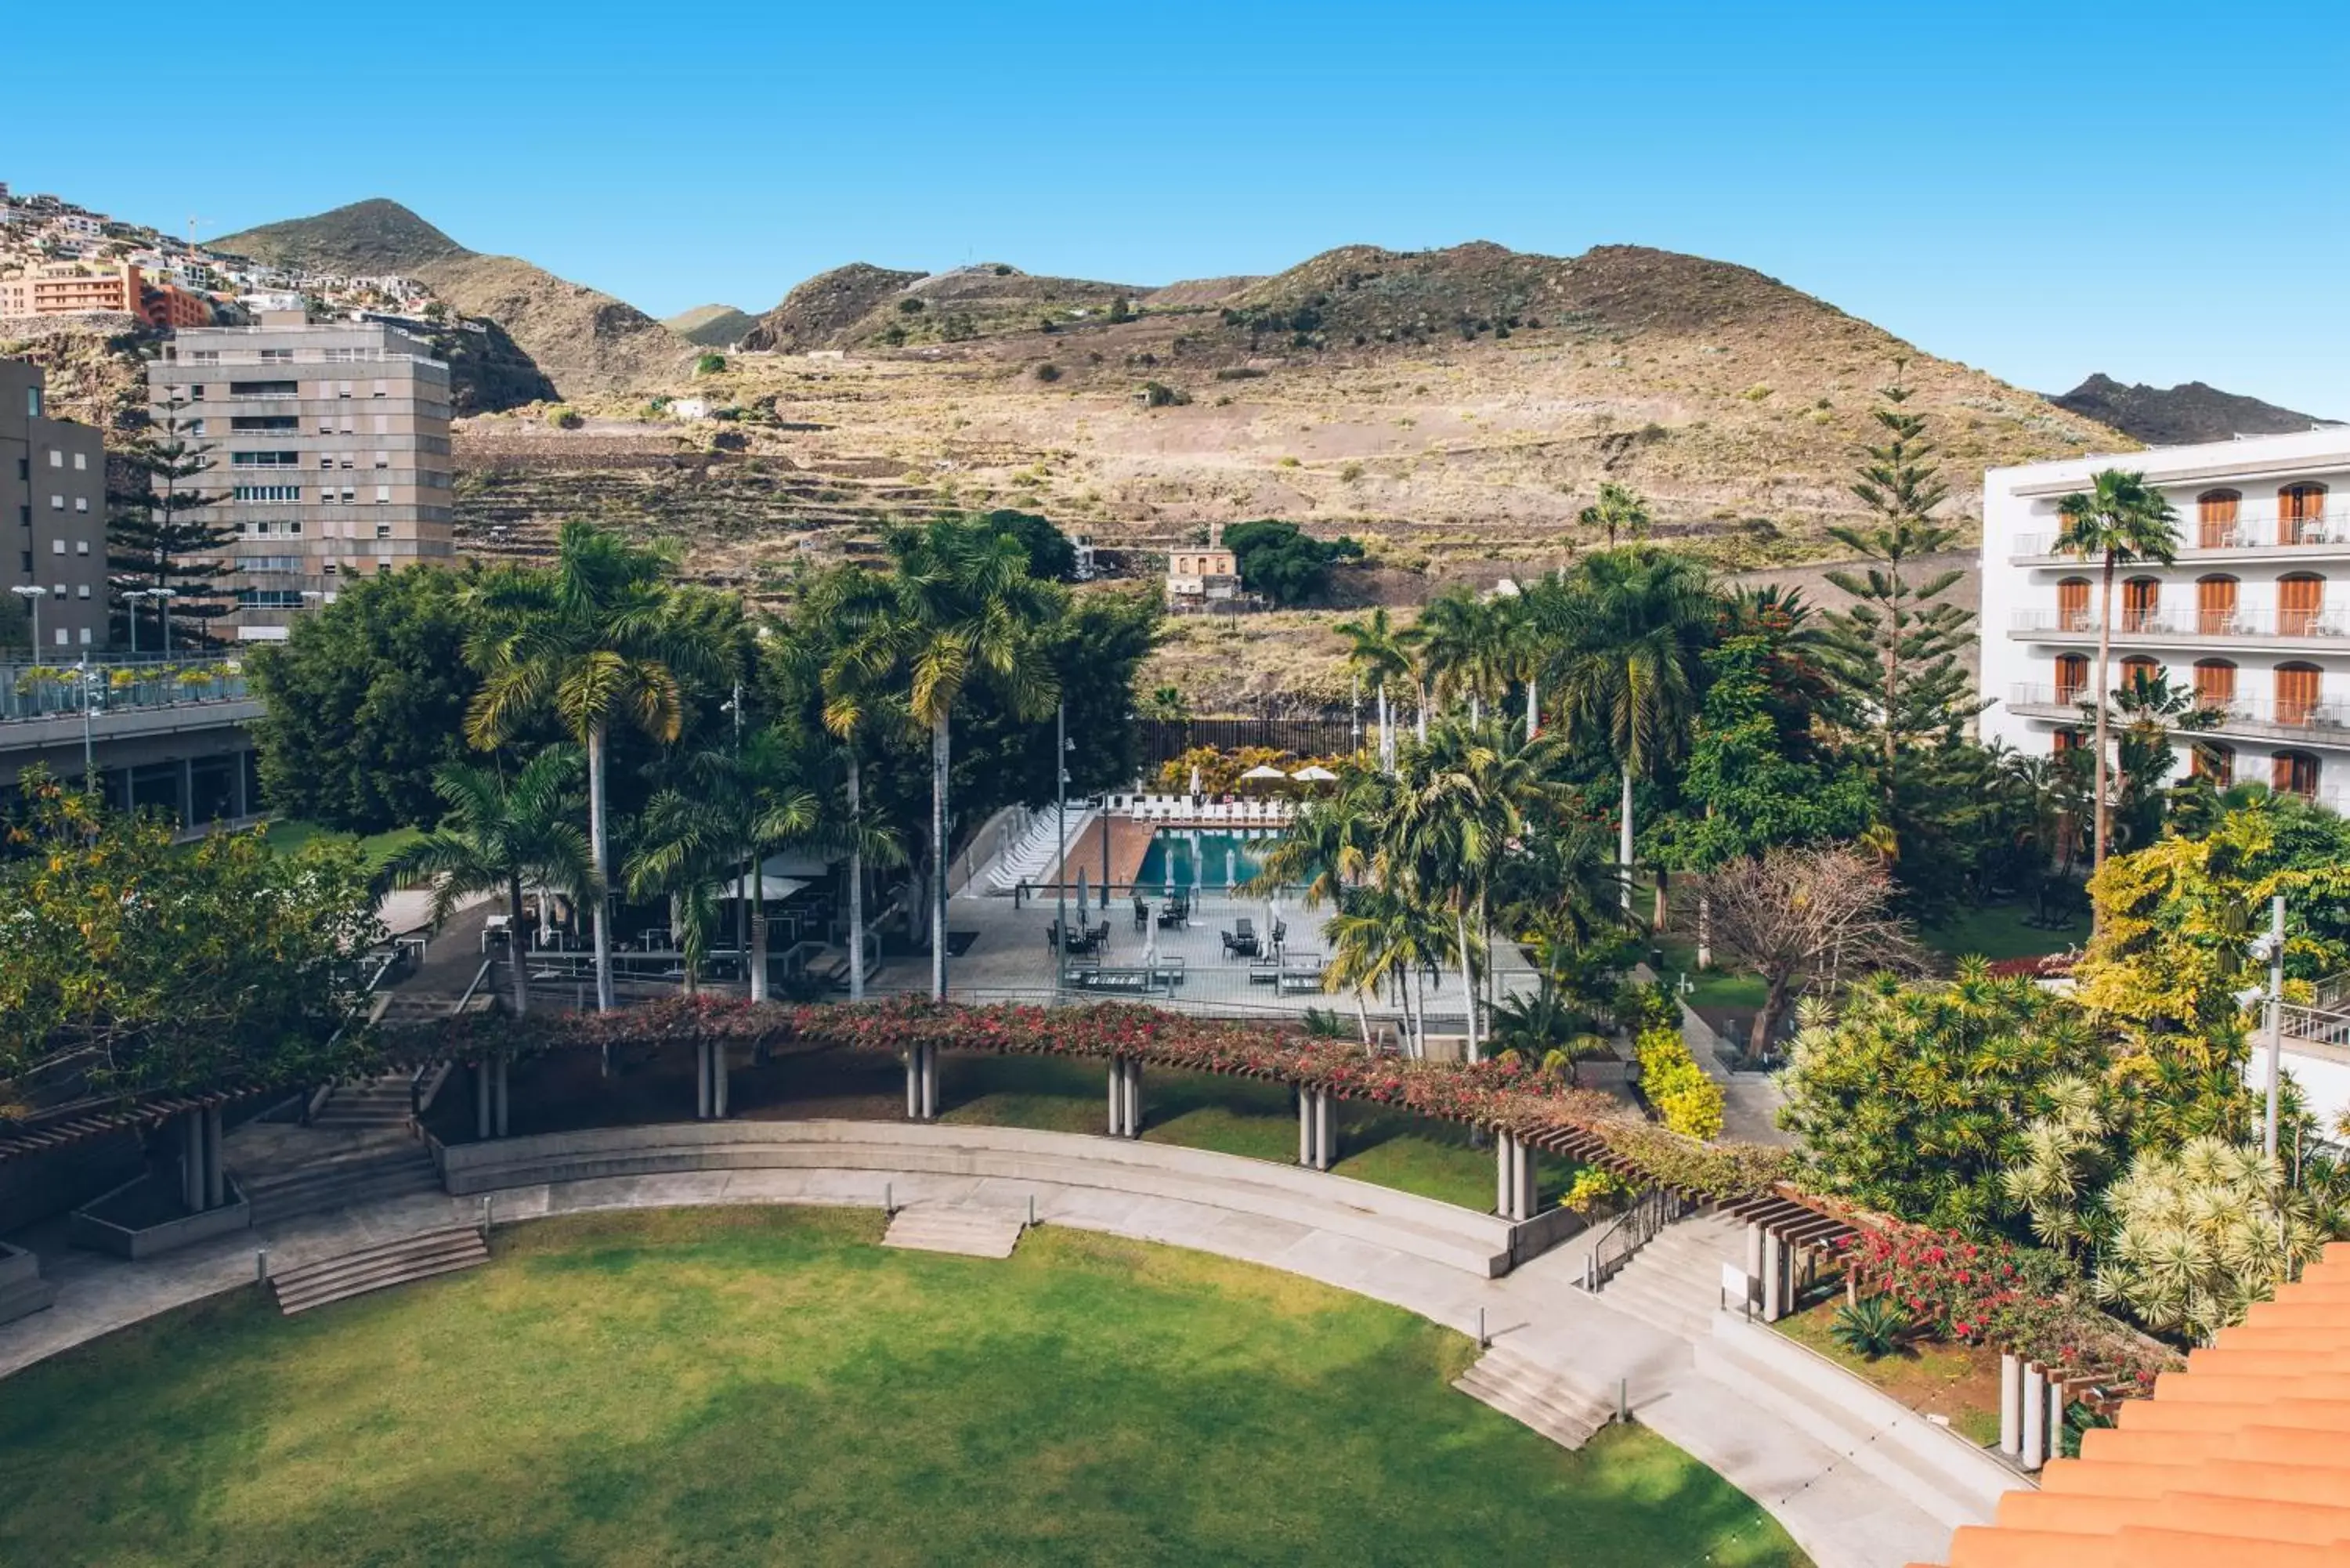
[1454,1348,1614,1451]
[239,1151,443,1227]
[880,1204,1027,1259]
[271,1227,489,1314]
[0,1274,57,1326]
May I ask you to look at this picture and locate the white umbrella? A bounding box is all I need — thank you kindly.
[1188,764,1202,798]
[1238,763,1288,782]
[1290,764,1339,782]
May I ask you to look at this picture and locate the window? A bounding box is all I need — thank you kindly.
[374,485,390,504]
[2276,663,2323,726]
[338,487,356,504]
[2057,576,2092,631]
[49,538,63,555]
[73,497,86,513]
[14,458,24,481]
[2197,489,2242,549]
[230,484,302,502]
[374,451,389,468]
[230,415,300,432]
[190,349,219,365]
[227,381,296,398]
[2191,741,2235,784]
[188,385,205,400]
[77,627,89,644]
[184,419,204,435]
[259,348,293,364]
[2055,652,2089,703]
[319,454,336,470]
[74,540,87,555]
[72,452,85,471]
[2196,575,2239,633]
[371,380,387,398]
[372,414,389,435]
[47,450,61,468]
[2280,573,2326,636]
[49,494,62,510]
[2274,750,2322,799]
[338,381,352,399]
[27,385,42,417]
[230,450,302,468]
[2121,576,2160,631]
[375,522,392,540]
[76,584,89,598]
[2280,483,2330,546]
[2118,655,2160,695]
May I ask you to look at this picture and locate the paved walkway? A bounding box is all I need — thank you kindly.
[0,1125,1951,1568]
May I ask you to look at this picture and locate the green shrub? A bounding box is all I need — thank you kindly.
[1033,363,1061,383]
[898,297,926,314]
[544,404,581,430]
[694,353,725,375]
[1561,1168,1632,1215]
[1137,381,1189,408]
[1829,1296,1910,1360]
[1636,1021,1724,1141]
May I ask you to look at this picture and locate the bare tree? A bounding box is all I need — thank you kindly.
[1705,846,1924,1057]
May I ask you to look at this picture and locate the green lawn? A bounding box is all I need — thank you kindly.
[938,1053,1577,1212]
[262,818,422,869]
[0,1209,1806,1567]
[1651,934,1766,1010]
[1918,901,2084,964]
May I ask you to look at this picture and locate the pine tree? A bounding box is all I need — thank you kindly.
[107,412,233,645]
[1820,372,1981,807]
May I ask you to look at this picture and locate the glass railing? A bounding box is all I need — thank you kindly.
[2013,512,2350,558]
[2012,608,2350,638]
[0,656,252,723]
[2008,682,2350,733]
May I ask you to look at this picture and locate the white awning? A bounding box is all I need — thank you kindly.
[720,873,811,902]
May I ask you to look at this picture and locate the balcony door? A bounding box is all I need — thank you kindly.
[2198,490,2241,549]
[2118,655,2160,699]
[2057,576,2091,632]
[2196,575,2238,634]
[2280,483,2330,545]
[2055,652,2089,705]
[2193,659,2236,705]
[2192,741,2236,785]
[2273,750,2321,799]
[2121,577,2160,631]
[2276,662,2323,727]
[2280,573,2326,636]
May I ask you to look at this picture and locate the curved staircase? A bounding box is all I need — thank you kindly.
[268,1225,489,1316]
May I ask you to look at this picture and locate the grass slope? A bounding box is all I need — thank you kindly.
[0,1209,1805,1567]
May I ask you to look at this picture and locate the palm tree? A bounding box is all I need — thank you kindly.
[1325,888,1446,1057]
[646,726,824,1001]
[834,518,1063,999]
[1334,607,1413,769]
[462,522,732,1013]
[2054,471,2181,876]
[1578,482,1651,547]
[1538,549,1717,912]
[381,750,595,1017]
[1414,588,1513,726]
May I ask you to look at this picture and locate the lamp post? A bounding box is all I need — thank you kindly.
[9,585,45,657]
[150,587,176,656]
[74,659,98,782]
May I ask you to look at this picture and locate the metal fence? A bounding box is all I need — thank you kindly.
[1139,715,1359,764]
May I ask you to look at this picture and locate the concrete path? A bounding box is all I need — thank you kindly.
[0,1125,1953,1568]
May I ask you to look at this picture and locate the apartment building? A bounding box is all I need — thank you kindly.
[1982,427,2350,806]
[1,360,108,652]
[0,262,212,327]
[146,313,454,641]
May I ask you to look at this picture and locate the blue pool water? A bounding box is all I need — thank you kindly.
[1134,830,1281,890]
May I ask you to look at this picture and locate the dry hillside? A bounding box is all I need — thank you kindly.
[208,200,691,396]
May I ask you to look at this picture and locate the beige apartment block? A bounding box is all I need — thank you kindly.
[2,359,108,653]
[147,313,453,641]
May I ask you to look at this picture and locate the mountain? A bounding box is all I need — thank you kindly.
[208,199,689,398]
[664,305,756,348]
[2046,373,2338,446]
[740,262,1150,353]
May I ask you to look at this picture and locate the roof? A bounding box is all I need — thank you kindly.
[1917,1240,2350,1568]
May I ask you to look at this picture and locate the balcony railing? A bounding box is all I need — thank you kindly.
[2008,682,2350,735]
[2010,608,2350,640]
[2013,511,2350,558]
[1,659,251,724]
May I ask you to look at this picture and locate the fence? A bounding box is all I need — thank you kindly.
[1139,714,1359,764]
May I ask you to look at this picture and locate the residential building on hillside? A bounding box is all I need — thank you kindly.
[1166,526,1240,609]
[0,262,212,327]
[147,313,454,641]
[2,360,108,651]
[1983,428,2350,807]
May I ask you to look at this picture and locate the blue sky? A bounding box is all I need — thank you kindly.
[13,1,2347,417]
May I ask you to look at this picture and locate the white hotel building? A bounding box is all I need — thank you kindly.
[1982,427,2350,807]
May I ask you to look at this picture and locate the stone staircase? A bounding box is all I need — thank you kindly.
[880,1203,1028,1259]
[238,1144,443,1227]
[268,1225,490,1316]
[1585,1210,1748,1339]
[1453,1345,1618,1451]
[310,1074,414,1131]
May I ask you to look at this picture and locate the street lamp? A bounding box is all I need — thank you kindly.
[9,585,45,657]
[149,588,177,656]
[73,659,100,782]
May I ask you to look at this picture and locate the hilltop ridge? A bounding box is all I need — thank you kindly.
[2048,373,2339,447]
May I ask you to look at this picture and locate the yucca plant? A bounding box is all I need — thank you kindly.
[2091,1135,2330,1342]
[1828,1296,1911,1360]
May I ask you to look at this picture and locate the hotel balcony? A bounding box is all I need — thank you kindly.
[2011,511,2350,564]
[2007,683,2350,746]
[2008,608,2350,648]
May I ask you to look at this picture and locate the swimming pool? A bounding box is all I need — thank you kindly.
[1133,829,1282,891]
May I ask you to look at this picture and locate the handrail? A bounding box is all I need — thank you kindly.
[1579,1185,1691,1292]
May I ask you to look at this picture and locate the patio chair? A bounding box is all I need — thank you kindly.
[1220,929,1243,958]
[1133,896,1151,930]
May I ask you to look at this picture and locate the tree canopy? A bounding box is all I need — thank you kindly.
[1221,520,1362,606]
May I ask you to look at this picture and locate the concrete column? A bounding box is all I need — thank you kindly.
[478,1060,494,1140]
[1761,1231,1784,1321]
[1516,1137,1537,1220]
[1121,1059,1141,1139]
[1744,1219,1764,1283]
[1113,1057,1126,1138]
[204,1105,225,1211]
[919,1044,938,1121]
[179,1111,201,1213]
[2047,1376,2067,1465]
[906,1048,921,1119]
[712,1042,728,1120]
[1314,1090,1335,1170]
[2021,1363,2047,1472]
[696,1039,712,1120]
[1999,1353,2023,1457]
[494,1054,510,1138]
[1495,1132,1513,1216]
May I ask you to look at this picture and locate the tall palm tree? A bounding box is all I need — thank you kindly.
[1578,482,1652,547]
[1325,888,1446,1057]
[1414,588,1515,726]
[463,522,732,1013]
[2054,470,2180,876]
[382,750,595,1017]
[835,519,1063,999]
[1335,607,1413,768]
[1539,549,1717,911]
[649,726,825,1000]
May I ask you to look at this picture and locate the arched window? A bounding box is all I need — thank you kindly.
[2276,663,2323,726]
[2280,573,2326,636]
[2193,741,2236,786]
[2280,482,2331,546]
[2055,652,2089,704]
[2196,574,2240,634]
[2121,576,2161,632]
[2193,658,2237,704]
[2198,489,2243,549]
[2056,576,2092,633]
[2118,655,2160,699]
[2052,728,2084,753]
[2273,750,2322,799]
